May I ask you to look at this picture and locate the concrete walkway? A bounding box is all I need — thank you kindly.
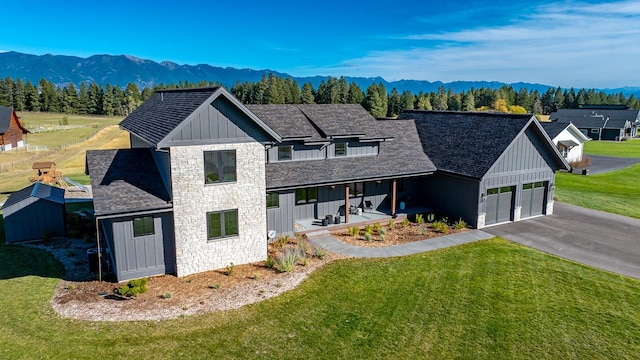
[308,229,494,258]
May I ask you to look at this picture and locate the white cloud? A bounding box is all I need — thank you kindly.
[311,0,640,88]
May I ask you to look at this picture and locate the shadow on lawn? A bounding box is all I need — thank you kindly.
[0,242,65,280]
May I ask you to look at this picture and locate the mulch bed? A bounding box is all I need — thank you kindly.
[332,221,468,248]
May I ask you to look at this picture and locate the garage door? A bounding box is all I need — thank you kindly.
[485,186,513,225]
[521,182,546,219]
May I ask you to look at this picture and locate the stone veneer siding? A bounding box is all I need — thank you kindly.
[170,141,267,277]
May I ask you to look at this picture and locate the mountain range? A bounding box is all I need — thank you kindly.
[1,51,639,97]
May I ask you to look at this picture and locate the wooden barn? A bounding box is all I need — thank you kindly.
[1,182,66,243]
[0,106,29,151]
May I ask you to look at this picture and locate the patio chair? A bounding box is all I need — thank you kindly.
[362,200,374,213]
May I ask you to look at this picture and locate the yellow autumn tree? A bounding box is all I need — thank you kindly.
[492,99,509,113]
[508,105,527,114]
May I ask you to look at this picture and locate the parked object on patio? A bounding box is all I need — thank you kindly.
[334,216,341,224]
[325,214,334,224]
[322,218,329,226]
[362,200,374,213]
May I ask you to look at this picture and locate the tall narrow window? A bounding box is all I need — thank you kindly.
[133,216,155,237]
[204,150,236,184]
[207,210,239,240]
[266,193,279,208]
[335,142,347,157]
[278,146,292,161]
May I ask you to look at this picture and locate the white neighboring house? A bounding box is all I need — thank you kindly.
[541,122,590,164]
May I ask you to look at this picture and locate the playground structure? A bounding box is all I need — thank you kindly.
[28,161,89,193]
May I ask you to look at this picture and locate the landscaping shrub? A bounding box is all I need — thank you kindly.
[453,218,467,230]
[115,278,148,298]
[426,213,435,222]
[415,214,425,225]
[363,224,373,235]
[387,219,395,229]
[276,249,298,273]
[432,219,449,234]
[401,219,410,228]
[265,256,276,268]
[224,263,234,276]
[348,226,360,237]
[364,232,373,241]
[373,222,382,233]
[312,246,326,259]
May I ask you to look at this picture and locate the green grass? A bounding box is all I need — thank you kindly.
[1,238,639,359]
[26,127,101,148]
[17,111,122,129]
[555,163,640,218]
[584,139,640,158]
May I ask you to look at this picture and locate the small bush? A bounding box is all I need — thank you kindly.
[380,233,386,242]
[115,278,148,298]
[225,263,235,276]
[426,213,435,222]
[453,218,467,230]
[373,222,382,233]
[363,224,373,235]
[415,214,425,225]
[401,219,410,228]
[298,256,310,266]
[276,249,299,273]
[312,246,326,259]
[348,226,360,237]
[161,292,172,299]
[432,219,449,234]
[251,273,260,280]
[387,219,395,229]
[265,256,276,268]
[297,238,310,255]
[364,232,373,241]
[276,235,290,247]
[209,284,221,290]
[379,228,387,236]
[65,284,76,290]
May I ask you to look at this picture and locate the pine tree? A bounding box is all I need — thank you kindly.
[363,83,386,118]
[435,86,448,110]
[416,92,432,110]
[13,78,26,111]
[301,82,315,104]
[25,80,40,111]
[87,82,101,114]
[347,82,364,104]
[400,90,415,111]
[102,84,115,116]
[377,83,388,116]
[388,88,402,117]
[77,82,89,114]
[462,91,475,111]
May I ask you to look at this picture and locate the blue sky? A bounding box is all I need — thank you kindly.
[2,0,639,89]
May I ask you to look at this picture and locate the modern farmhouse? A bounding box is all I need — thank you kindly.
[87,87,569,282]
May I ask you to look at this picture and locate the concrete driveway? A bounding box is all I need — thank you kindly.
[484,202,640,279]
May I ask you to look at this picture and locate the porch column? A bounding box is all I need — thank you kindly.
[391,179,397,216]
[345,185,350,223]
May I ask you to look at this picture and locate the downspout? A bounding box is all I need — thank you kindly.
[95,217,102,282]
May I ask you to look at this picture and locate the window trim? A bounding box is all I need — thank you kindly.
[266,192,279,208]
[204,150,237,184]
[295,187,318,204]
[277,146,292,161]
[133,216,155,237]
[206,209,239,240]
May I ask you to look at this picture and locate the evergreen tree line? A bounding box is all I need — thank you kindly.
[0,75,638,118]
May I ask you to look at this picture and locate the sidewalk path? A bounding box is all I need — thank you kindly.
[307,229,494,258]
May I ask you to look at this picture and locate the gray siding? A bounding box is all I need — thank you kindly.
[104,212,175,282]
[151,149,172,195]
[347,142,378,156]
[130,133,151,148]
[267,192,295,235]
[167,97,271,144]
[4,200,65,243]
[267,143,326,162]
[418,174,480,227]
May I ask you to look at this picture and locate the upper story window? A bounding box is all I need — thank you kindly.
[278,146,292,161]
[133,216,155,237]
[204,150,236,184]
[335,142,347,157]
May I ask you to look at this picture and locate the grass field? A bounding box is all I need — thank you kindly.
[584,138,640,158]
[555,163,640,219]
[0,238,638,359]
[0,113,128,203]
[17,111,123,129]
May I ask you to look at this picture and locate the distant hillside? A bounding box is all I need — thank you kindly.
[1,51,638,96]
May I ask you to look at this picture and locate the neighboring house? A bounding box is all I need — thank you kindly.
[398,110,569,228]
[540,122,590,164]
[87,88,568,282]
[1,182,66,243]
[549,106,640,140]
[0,106,29,151]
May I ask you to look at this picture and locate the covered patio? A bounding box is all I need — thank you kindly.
[294,205,431,235]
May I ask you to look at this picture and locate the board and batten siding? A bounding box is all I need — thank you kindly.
[418,174,480,228]
[3,199,65,243]
[266,143,326,162]
[167,97,272,145]
[104,212,175,282]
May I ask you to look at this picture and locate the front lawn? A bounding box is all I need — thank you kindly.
[1,238,639,359]
[555,163,640,218]
[584,139,640,158]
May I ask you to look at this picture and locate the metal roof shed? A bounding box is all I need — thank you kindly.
[1,182,66,243]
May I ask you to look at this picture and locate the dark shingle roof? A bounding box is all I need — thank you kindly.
[86,148,172,216]
[298,104,387,139]
[550,108,639,128]
[398,110,535,179]
[266,120,435,189]
[2,182,65,210]
[0,106,13,133]
[119,87,219,146]
[246,104,324,140]
[540,122,571,139]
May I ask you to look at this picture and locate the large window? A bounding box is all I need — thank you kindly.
[204,150,236,184]
[207,210,239,240]
[278,146,292,161]
[349,182,364,198]
[295,187,318,204]
[266,193,279,208]
[335,142,347,157]
[133,216,155,237]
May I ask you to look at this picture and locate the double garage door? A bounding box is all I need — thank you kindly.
[485,182,546,226]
